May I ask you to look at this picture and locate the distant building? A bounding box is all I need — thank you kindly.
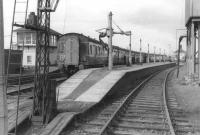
[14,27,61,68]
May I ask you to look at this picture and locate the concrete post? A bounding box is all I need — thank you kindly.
[128,32,132,66]
[108,12,113,70]
[139,39,142,64]
[0,0,8,134]
[159,48,161,62]
[190,22,195,76]
[164,49,165,62]
[194,27,196,73]
[186,29,190,76]
[154,46,156,63]
[198,23,200,79]
[147,44,149,63]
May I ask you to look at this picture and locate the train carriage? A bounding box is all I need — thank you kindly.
[57,33,108,70]
[57,32,165,71]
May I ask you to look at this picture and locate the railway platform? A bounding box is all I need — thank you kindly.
[57,62,173,111]
[40,62,175,135]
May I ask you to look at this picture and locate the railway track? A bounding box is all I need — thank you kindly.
[61,68,196,135]
[165,72,197,134]
[7,72,65,85]
[7,72,68,95]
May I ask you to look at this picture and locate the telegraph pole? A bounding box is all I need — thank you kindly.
[108,12,113,70]
[154,46,156,63]
[0,0,8,134]
[147,44,149,63]
[129,31,132,66]
[139,38,142,64]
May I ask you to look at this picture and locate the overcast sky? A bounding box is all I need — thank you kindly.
[3,0,186,55]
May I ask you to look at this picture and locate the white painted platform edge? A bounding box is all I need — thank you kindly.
[57,69,96,101]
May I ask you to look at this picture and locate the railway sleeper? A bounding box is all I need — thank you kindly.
[118,117,167,125]
[129,103,162,108]
[116,119,169,127]
[126,109,165,115]
[125,110,165,116]
[121,113,167,120]
[112,123,170,133]
[127,104,164,110]
[112,129,169,135]
[125,107,164,113]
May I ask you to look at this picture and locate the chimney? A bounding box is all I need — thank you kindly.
[27,12,37,26]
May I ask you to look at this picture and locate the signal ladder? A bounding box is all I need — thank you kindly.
[5,0,29,135]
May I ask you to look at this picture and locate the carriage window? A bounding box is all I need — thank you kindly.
[98,46,100,55]
[92,45,95,55]
[89,45,92,55]
[95,46,97,55]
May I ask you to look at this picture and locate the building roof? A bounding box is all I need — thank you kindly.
[14,27,61,36]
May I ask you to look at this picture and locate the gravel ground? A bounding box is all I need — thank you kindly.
[168,64,200,134]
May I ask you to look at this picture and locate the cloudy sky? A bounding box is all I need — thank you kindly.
[3,0,186,55]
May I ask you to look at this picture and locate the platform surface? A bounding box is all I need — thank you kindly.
[57,68,97,101]
[57,63,170,109]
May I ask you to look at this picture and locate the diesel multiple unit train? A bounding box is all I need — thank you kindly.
[57,33,166,70]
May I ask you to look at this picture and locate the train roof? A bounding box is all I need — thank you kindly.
[61,33,101,44]
[61,33,129,50]
[60,33,165,56]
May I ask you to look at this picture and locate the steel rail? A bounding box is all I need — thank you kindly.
[163,69,176,135]
[98,71,160,135]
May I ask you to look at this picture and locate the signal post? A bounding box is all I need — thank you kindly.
[0,0,8,134]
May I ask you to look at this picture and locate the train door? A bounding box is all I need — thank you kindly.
[65,37,79,66]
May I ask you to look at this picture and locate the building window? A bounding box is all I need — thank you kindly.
[27,56,32,64]
[32,33,36,44]
[25,33,32,44]
[50,36,53,46]
[18,34,24,44]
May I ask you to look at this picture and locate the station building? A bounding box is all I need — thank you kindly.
[14,18,61,68]
[14,12,61,68]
